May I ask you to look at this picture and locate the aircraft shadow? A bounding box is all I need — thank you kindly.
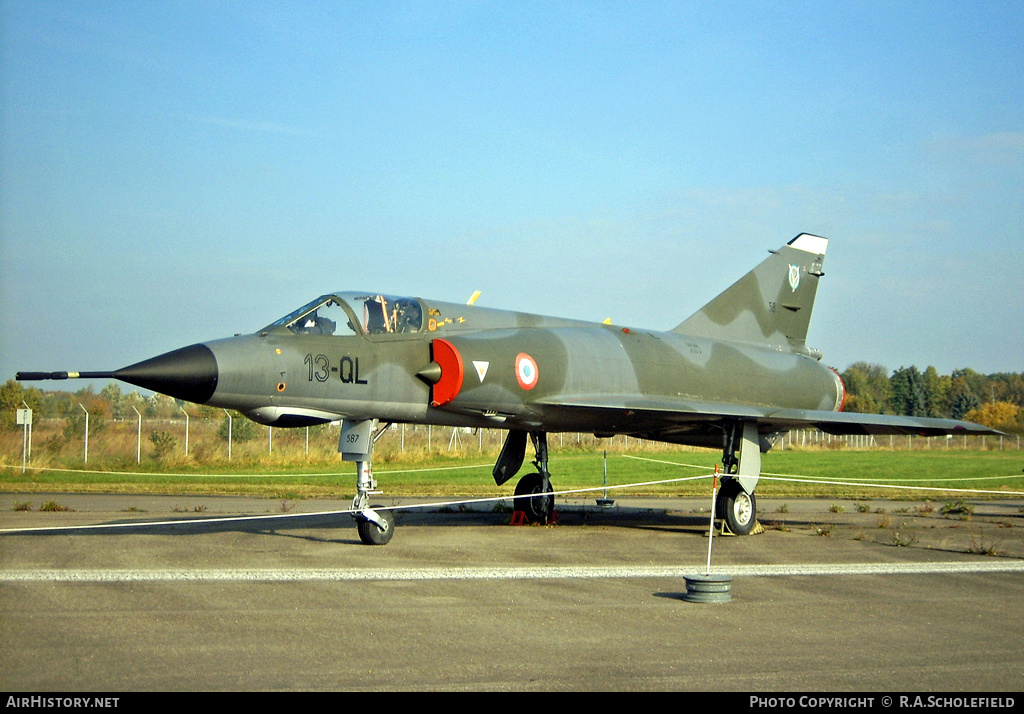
[0,504,716,539]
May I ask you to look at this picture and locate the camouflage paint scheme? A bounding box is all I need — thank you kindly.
[18,234,998,541]
[172,234,985,443]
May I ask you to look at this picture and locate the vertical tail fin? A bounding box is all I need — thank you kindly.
[673,234,828,355]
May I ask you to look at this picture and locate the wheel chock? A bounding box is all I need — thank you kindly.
[711,519,764,536]
[509,510,560,526]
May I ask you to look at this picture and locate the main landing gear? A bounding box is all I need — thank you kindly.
[716,421,762,536]
[488,425,762,534]
[493,429,555,525]
[340,419,395,545]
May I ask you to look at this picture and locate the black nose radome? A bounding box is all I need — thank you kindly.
[114,343,219,404]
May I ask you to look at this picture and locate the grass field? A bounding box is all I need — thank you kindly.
[2,445,1022,502]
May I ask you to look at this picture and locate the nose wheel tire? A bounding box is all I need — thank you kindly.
[717,481,757,536]
[356,507,395,545]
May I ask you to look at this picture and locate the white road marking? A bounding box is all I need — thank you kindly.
[2,561,1022,583]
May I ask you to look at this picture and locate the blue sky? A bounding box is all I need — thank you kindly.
[2,0,1022,388]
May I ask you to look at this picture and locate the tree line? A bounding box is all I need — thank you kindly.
[3,363,1024,435]
[1,381,232,434]
[840,363,1023,434]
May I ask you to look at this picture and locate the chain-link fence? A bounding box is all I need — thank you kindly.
[4,415,1019,470]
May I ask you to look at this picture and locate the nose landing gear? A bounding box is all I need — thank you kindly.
[341,419,396,545]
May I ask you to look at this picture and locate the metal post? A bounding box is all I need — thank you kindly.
[21,401,32,463]
[706,466,719,576]
[223,409,232,459]
[180,406,190,456]
[132,406,142,463]
[603,450,608,498]
[17,407,31,473]
[596,450,614,507]
[79,404,89,463]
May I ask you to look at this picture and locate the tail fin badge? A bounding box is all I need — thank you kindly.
[788,264,801,291]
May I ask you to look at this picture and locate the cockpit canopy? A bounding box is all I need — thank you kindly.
[267,293,424,337]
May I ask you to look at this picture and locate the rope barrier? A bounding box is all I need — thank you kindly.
[2,454,1022,535]
[623,454,1024,496]
[0,474,713,535]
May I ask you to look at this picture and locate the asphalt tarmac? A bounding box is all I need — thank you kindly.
[1,492,1022,692]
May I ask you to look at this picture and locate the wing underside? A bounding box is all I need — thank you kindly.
[534,394,1000,442]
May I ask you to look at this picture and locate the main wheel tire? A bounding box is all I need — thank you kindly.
[718,481,757,535]
[513,472,552,524]
[356,507,395,545]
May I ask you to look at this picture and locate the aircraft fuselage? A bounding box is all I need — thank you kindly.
[164,294,844,450]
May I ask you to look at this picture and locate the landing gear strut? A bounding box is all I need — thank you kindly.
[341,419,395,545]
[717,421,761,536]
[494,430,555,524]
[514,432,556,524]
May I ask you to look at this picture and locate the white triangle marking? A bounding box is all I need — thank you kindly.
[473,361,489,382]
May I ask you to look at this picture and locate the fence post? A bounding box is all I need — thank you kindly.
[180,406,190,456]
[132,406,142,463]
[79,404,89,463]
[223,409,232,459]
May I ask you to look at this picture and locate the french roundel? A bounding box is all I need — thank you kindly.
[515,353,539,390]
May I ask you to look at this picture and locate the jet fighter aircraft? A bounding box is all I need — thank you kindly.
[17,234,997,545]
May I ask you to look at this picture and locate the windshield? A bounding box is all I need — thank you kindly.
[269,296,358,336]
[269,294,423,336]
